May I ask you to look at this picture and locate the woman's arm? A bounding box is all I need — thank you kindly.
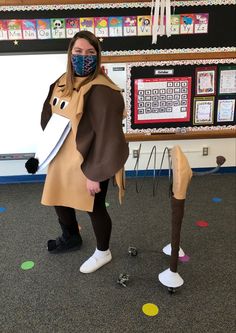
[76,84,129,182]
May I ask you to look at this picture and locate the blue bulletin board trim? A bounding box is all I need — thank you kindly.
[0,166,235,184]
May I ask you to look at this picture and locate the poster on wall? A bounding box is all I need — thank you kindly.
[218,66,236,95]
[193,96,215,125]
[134,77,191,124]
[195,66,216,96]
[217,98,235,122]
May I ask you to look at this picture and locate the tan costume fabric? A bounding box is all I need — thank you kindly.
[171,145,193,200]
[41,73,128,211]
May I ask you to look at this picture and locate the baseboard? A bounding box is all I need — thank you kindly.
[0,174,46,184]
[0,166,235,184]
[126,166,236,178]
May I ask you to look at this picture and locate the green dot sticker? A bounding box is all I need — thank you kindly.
[142,303,159,317]
[21,261,35,270]
[105,202,110,207]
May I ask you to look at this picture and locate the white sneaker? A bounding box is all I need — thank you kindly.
[80,249,112,273]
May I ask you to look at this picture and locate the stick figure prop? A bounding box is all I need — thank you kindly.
[158,146,226,291]
[158,145,192,290]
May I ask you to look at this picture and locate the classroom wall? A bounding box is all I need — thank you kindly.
[0,54,235,178]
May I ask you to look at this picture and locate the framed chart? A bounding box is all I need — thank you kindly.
[195,66,217,96]
[193,96,215,125]
[134,77,191,124]
[218,66,236,95]
[217,98,235,122]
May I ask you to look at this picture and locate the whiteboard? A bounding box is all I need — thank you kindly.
[0,54,127,155]
[0,53,67,154]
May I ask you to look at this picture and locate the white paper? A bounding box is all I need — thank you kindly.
[35,113,71,171]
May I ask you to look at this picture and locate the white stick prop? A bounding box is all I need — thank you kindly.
[151,0,172,44]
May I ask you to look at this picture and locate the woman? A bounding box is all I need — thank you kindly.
[27,31,129,273]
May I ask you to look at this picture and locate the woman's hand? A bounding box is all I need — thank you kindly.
[86,179,101,196]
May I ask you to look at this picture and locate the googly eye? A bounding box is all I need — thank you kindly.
[52,97,59,106]
[60,100,69,110]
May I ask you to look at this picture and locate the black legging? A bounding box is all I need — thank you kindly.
[54,179,111,251]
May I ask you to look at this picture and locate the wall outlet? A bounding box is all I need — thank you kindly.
[202,147,209,156]
[133,149,139,158]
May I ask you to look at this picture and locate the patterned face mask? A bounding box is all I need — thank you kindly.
[71,54,97,77]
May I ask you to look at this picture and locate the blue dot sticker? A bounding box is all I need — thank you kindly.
[212,197,222,203]
[0,207,6,213]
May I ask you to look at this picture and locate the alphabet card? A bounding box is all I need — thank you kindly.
[66,18,80,38]
[7,19,23,40]
[137,16,151,36]
[22,19,37,40]
[94,17,109,37]
[123,16,137,36]
[108,17,123,37]
[0,20,8,40]
[170,15,180,35]
[180,14,194,34]
[80,17,94,33]
[36,19,51,39]
[194,13,209,34]
[51,18,66,39]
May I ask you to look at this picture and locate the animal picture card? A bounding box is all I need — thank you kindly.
[36,19,51,39]
[22,19,37,40]
[151,15,165,36]
[123,16,137,36]
[137,16,151,36]
[180,14,194,34]
[80,17,95,34]
[0,20,8,40]
[66,18,80,38]
[7,19,23,40]
[194,13,209,34]
[108,17,123,37]
[51,18,66,39]
[94,17,109,37]
[170,15,180,35]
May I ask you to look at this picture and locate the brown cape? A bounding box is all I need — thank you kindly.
[40,73,129,212]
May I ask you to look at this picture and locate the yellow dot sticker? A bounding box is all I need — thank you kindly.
[142,303,159,316]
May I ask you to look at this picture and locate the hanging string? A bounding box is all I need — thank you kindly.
[165,0,172,37]
[151,0,172,44]
[160,0,165,36]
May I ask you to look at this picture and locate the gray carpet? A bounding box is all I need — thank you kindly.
[0,174,235,333]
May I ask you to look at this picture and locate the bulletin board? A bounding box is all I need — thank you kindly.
[0,0,235,55]
[126,59,236,134]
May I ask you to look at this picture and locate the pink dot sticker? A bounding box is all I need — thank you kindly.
[196,220,209,227]
[179,255,190,263]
